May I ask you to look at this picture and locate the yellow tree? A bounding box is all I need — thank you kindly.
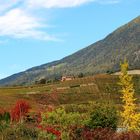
[119,60,140,131]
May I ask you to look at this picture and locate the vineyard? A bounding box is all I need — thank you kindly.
[0,74,140,110]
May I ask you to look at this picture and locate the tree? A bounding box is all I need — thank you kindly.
[35,78,46,84]
[78,73,84,78]
[39,78,46,84]
[119,60,140,131]
[87,103,118,130]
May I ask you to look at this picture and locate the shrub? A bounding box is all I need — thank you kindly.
[2,124,38,140]
[0,108,10,123]
[11,99,30,122]
[86,103,118,130]
[39,107,86,140]
[0,108,10,139]
[41,107,85,127]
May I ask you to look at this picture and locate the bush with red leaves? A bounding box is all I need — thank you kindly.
[11,99,30,122]
[37,125,61,140]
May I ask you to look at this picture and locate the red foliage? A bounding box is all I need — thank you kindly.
[11,99,30,122]
[35,112,42,124]
[45,126,61,138]
[37,125,61,140]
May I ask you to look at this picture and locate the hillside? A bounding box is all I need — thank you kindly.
[0,16,140,86]
[0,74,140,109]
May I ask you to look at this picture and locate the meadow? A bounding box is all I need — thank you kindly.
[0,71,140,139]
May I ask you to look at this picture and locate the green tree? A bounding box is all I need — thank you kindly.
[78,73,84,78]
[87,103,118,130]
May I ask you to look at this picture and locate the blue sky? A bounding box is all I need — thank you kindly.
[0,0,139,79]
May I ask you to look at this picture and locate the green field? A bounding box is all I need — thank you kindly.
[0,74,140,111]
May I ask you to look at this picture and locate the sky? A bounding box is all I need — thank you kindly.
[0,0,140,79]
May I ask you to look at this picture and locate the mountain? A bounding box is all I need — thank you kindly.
[1,16,140,86]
